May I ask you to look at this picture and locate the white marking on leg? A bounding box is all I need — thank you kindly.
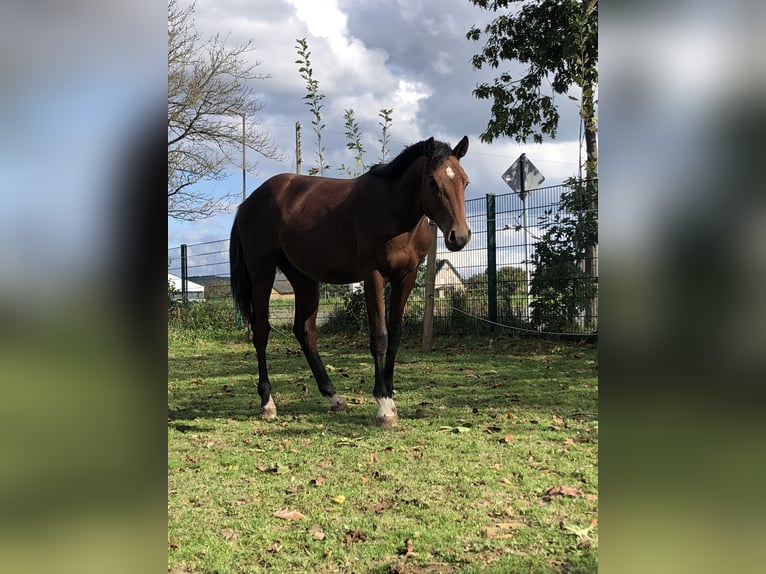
[328,394,347,411]
[375,397,398,427]
[445,166,455,179]
[260,396,277,419]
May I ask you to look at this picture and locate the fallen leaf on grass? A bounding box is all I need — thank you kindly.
[502,434,515,443]
[484,527,514,539]
[344,529,368,546]
[274,509,306,520]
[332,495,346,505]
[230,496,261,506]
[268,542,281,553]
[562,521,596,541]
[221,528,237,540]
[496,521,526,530]
[499,477,513,486]
[370,452,379,463]
[360,475,369,484]
[564,438,576,446]
[336,437,363,447]
[402,537,417,557]
[437,426,471,433]
[544,485,597,501]
[311,476,325,487]
[366,498,395,513]
[309,526,326,540]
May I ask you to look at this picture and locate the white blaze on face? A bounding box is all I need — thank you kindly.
[445,166,455,179]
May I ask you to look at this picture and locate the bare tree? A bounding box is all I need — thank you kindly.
[168,0,282,220]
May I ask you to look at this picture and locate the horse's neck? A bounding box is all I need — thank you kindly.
[389,161,427,231]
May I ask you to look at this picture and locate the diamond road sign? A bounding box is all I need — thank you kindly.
[502,154,545,199]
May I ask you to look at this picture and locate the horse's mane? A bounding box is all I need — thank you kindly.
[367,139,452,179]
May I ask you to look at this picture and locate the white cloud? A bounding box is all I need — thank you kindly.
[287,0,348,41]
[391,79,432,141]
[433,51,453,75]
[169,0,588,249]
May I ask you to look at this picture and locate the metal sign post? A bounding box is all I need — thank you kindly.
[502,154,544,323]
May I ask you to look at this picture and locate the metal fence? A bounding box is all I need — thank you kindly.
[168,180,597,336]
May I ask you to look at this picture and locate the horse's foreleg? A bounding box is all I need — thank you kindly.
[385,270,418,391]
[364,273,396,427]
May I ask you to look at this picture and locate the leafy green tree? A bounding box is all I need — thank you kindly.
[377,108,394,163]
[466,0,598,178]
[529,178,597,332]
[467,1,598,328]
[340,108,366,176]
[295,38,329,175]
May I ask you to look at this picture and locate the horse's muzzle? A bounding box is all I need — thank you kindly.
[445,227,471,252]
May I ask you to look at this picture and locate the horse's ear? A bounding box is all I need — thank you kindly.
[452,136,469,159]
[424,137,435,158]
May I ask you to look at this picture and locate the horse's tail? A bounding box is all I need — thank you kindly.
[229,215,253,326]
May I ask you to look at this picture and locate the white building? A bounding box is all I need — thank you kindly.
[168,273,205,301]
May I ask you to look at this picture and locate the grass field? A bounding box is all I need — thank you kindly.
[168,329,598,573]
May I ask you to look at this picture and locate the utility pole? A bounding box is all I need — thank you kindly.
[241,113,246,203]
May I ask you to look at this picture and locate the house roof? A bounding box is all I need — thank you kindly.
[273,271,294,295]
[190,275,229,287]
[434,259,465,283]
[168,273,204,293]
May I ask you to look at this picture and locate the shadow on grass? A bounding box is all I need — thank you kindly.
[169,336,597,430]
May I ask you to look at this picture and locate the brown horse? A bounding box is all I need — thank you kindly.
[229,136,471,426]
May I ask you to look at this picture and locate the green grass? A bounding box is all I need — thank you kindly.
[169,329,598,573]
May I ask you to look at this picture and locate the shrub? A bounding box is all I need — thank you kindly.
[168,298,239,336]
[323,288,367,333]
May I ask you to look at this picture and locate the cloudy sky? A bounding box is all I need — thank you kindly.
[168,0,588,248]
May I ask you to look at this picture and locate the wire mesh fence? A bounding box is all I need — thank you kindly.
[168,180,597,336]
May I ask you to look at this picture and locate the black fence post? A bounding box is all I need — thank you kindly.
[486,194,497,331]
[180,243,188,306]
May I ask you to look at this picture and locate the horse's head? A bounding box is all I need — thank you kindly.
[422,136,472,252]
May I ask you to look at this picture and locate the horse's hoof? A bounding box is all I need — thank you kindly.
[260,407,277,420]
[375,397,398,428]
[375,414,398,428]
[260,397,277,419]
[329,395,347,412]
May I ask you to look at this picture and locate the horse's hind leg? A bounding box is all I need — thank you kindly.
[279,256,346,412]
[249,266,278,419]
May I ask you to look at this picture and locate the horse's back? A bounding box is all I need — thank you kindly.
[235,173,363,280]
